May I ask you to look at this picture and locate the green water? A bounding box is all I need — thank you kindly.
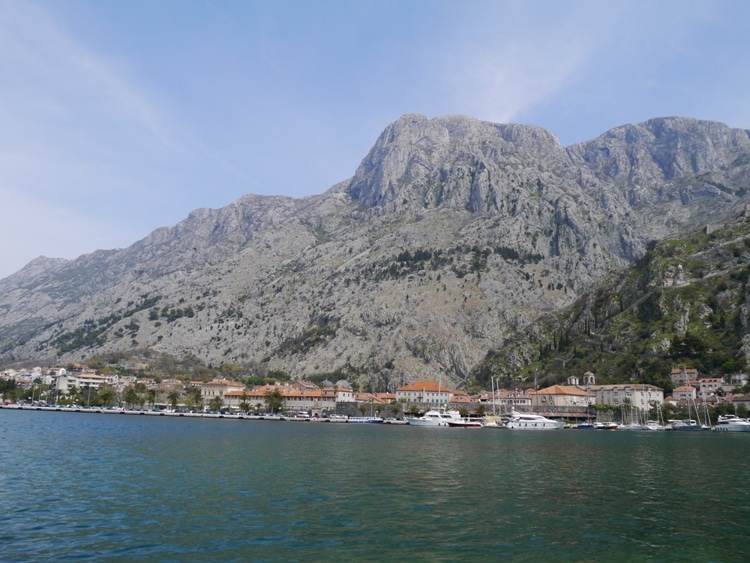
[1,410,749,561]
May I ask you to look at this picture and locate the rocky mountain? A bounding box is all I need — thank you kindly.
[1,114,749,390]
[471,203,750,391]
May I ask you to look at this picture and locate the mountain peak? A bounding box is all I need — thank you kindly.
[2,114,750,390]
[347,114,562,209]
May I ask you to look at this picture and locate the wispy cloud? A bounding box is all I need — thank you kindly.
[0,2,169,146]
[438,2,626,126]
[0,2,182,277]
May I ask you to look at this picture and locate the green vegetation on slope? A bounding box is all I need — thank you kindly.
[472,217,750,391]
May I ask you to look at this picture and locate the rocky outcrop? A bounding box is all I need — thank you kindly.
[1,115,749,390]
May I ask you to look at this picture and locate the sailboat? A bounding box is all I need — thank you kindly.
[484,377,502,427]
[618,400,645,431]
[669,368,708,431]
[644,402,666,431]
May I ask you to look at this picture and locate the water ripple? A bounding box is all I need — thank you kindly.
[2,411,749,561]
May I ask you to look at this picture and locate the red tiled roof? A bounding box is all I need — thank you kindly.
[538,385,589,396]
[397,380,452,393]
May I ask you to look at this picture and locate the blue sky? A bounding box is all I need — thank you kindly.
[2,0,749,280]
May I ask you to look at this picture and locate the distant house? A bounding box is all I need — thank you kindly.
[55,372,108,393]
[200,378,244,404]
[733,393,750,410]
[588,384,665,411]
[672,385,697,402]
[396,380,453,406]
[449,389,473,408]
[497,389,532,408]
[223,383,342,413]
[670,367,699,384]
[321,386,355,403]
[697,378,723,400]
[728,373,749,387]
[532,385,593,409]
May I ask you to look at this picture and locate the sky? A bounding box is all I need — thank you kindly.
[2,0,750,280]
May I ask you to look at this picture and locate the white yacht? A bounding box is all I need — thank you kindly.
[506,410,563,430]
[617,423,645,431]
[714,415,750,432]
[643,420,666,431]
[407,409,462,427]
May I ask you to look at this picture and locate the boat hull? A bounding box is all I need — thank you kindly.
[407,418,447,427]
[714,416,750,432]
[347,417,384,424]
[714,424,750,432]
[447,420,484,428]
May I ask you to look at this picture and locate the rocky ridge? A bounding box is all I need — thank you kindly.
[1,114,749,390]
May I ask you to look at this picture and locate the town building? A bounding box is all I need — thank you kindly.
[396,380,453,407]
[55,372,109,393]
[588,383,665,412]
[672,385,697,402]
[696,378,724,400]
[201,378,244,404]
[670,367,699,384]
[532,385,593,409]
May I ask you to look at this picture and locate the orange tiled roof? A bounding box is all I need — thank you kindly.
[397,380,452,393]
[538,385,589,396]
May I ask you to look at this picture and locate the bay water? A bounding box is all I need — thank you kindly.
[1,409,749,562]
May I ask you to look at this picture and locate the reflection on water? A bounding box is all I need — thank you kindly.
[1,410,749,561]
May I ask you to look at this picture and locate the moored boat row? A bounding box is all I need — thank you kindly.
[4,402,750,431]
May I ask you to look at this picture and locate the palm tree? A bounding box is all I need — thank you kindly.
[122,386,139,408]
[184,394,195,411]
[209,395,224,412]
[167,390,181,410]
[67,386,80,405]
[98,385,116,407]
[265,388,284,414]
[239,391,250,413]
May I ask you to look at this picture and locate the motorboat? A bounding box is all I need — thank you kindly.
[347,416,384,424]
[447,417,484,428]
[643,420,666,431]
[714,415,750,432]
[506,410,563,430]
[667,419,704,431]
[594,422,619,430]
[407,409,462,427]
[383,417,408,425]
[618,423,646,431]
[327,414,349,422]
[483,416,503,428]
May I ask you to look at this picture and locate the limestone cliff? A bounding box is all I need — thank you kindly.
[1,114,749,390]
